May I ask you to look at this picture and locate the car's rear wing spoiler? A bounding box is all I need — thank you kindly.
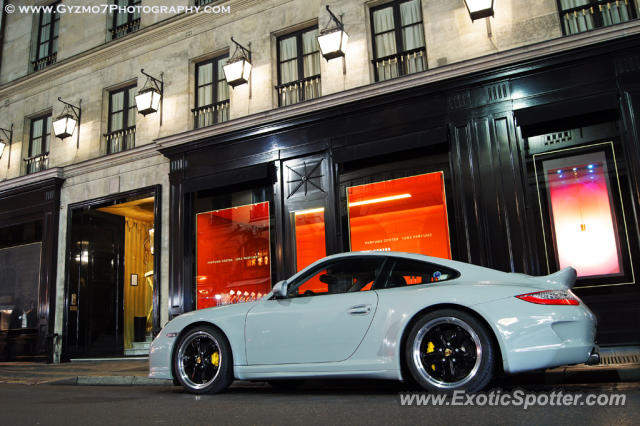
[537,267,577,290]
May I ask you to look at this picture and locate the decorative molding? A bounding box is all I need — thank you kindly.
[615,53,640,75]
[155,20,640,151]
[448,90,472,111]
[485,82,510,104]
[170,158,187,172]
[63,143,161,179]
[0,167,64,194]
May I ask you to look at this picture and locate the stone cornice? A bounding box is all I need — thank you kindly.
[62,142,162,179]
[0,167,64,193]
[154,20,640,150]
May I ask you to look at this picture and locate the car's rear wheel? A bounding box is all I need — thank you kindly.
[405,309,495,392]
[173,325,233,394]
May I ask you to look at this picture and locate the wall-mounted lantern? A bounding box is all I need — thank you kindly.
[53,98,81,148]
[317,5,349,61]
[0,124,13,168]
[136,69,164,124]
[223,37,252,88]
[464,0,495,21]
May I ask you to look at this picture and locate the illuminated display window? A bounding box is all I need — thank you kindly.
[346,172,451,259]
[292,207,326,272]
[196,202,271,309]
[542,151,624,279]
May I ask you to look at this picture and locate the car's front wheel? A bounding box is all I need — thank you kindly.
[405,309,495,392]
[173,325,233,394]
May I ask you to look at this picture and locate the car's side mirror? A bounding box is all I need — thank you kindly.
[272,280,288,299]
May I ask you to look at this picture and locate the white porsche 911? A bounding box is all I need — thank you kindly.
[149,252,599,394]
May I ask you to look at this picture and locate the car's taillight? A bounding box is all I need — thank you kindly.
[516,290,580,305]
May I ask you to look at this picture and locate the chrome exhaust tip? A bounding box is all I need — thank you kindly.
[586,345,601,365]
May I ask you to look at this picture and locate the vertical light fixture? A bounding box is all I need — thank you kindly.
[223,37,252,88]
[0,124,13,168]
[135,69,164,124]
[53,98,82,148]
[317,5,349,62]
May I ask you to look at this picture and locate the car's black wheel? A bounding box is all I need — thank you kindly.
[267,380,305,390]
[405,309,495,392]
[173,325,233,394]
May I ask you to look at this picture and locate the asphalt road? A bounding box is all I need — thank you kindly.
[0,381,638,425]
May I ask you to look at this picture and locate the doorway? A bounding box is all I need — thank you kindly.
[63,188,160,359]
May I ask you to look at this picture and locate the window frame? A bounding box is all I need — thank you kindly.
[369,0,426,81]
[556,0,637,35]
[275,25,321,106]
[532,140,636,288]
[377,257,460,290]
[107,84,137,154]
[284,256,387,298]
[193,54,230,129]
[111,0,141,40]
[33,1,60,71]
[25,114,51,174]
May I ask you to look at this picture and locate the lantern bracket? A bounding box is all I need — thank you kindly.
[323,5,344,32]
[230,37,252,64]
[57,97,82,148]
[0,123,13,169]
[140,69,164,125]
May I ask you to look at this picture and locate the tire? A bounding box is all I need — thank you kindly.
[404,309,495,393]
[173,325,233,394]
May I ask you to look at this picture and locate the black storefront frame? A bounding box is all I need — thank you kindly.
[60,185,162,360]
[162,34,640,345]
[0,176,63,362]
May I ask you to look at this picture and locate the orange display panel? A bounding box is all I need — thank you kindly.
[293,208,327,293]
[544,154,622,278]
[347,172,451,259]
[196,202,271,309]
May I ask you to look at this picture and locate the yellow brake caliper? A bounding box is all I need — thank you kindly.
[427,341,436,371]
[211,352,220,367]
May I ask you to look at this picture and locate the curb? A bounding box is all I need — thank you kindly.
[48,376,173,386]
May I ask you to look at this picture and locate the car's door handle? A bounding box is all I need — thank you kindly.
[348,304,372,315]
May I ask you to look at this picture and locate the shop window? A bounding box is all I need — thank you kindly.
[382,258,459,289]
[32,1,60,72]
[346,172,451,259]
[0,243,41,336]
[558,0,636,35]
[286,257,385,297]
[111,0,141,40]
[194,55,230,128]
[370,0,426,82]
[107,85,137,154]
[276,26,321,106]
[533,142,635,285]
[26,115,51,175]
[292,207,326,272]
[195,188,274,309]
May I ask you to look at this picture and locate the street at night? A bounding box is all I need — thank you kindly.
[0,380,638,425]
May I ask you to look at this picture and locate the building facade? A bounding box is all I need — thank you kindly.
[0,0,639,362]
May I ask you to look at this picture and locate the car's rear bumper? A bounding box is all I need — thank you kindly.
[474,297,597,374]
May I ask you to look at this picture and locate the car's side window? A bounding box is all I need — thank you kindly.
[286,257,385,298]
[381,258,459,289]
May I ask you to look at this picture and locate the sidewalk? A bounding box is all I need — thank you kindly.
[0,348,639,387]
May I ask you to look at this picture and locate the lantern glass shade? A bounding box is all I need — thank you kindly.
[135,87,162,116]
[317,28,349,60]
[0,140,6,159]
[223,58,252,88]
[53,112,77,139]
[464,0,494,20]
